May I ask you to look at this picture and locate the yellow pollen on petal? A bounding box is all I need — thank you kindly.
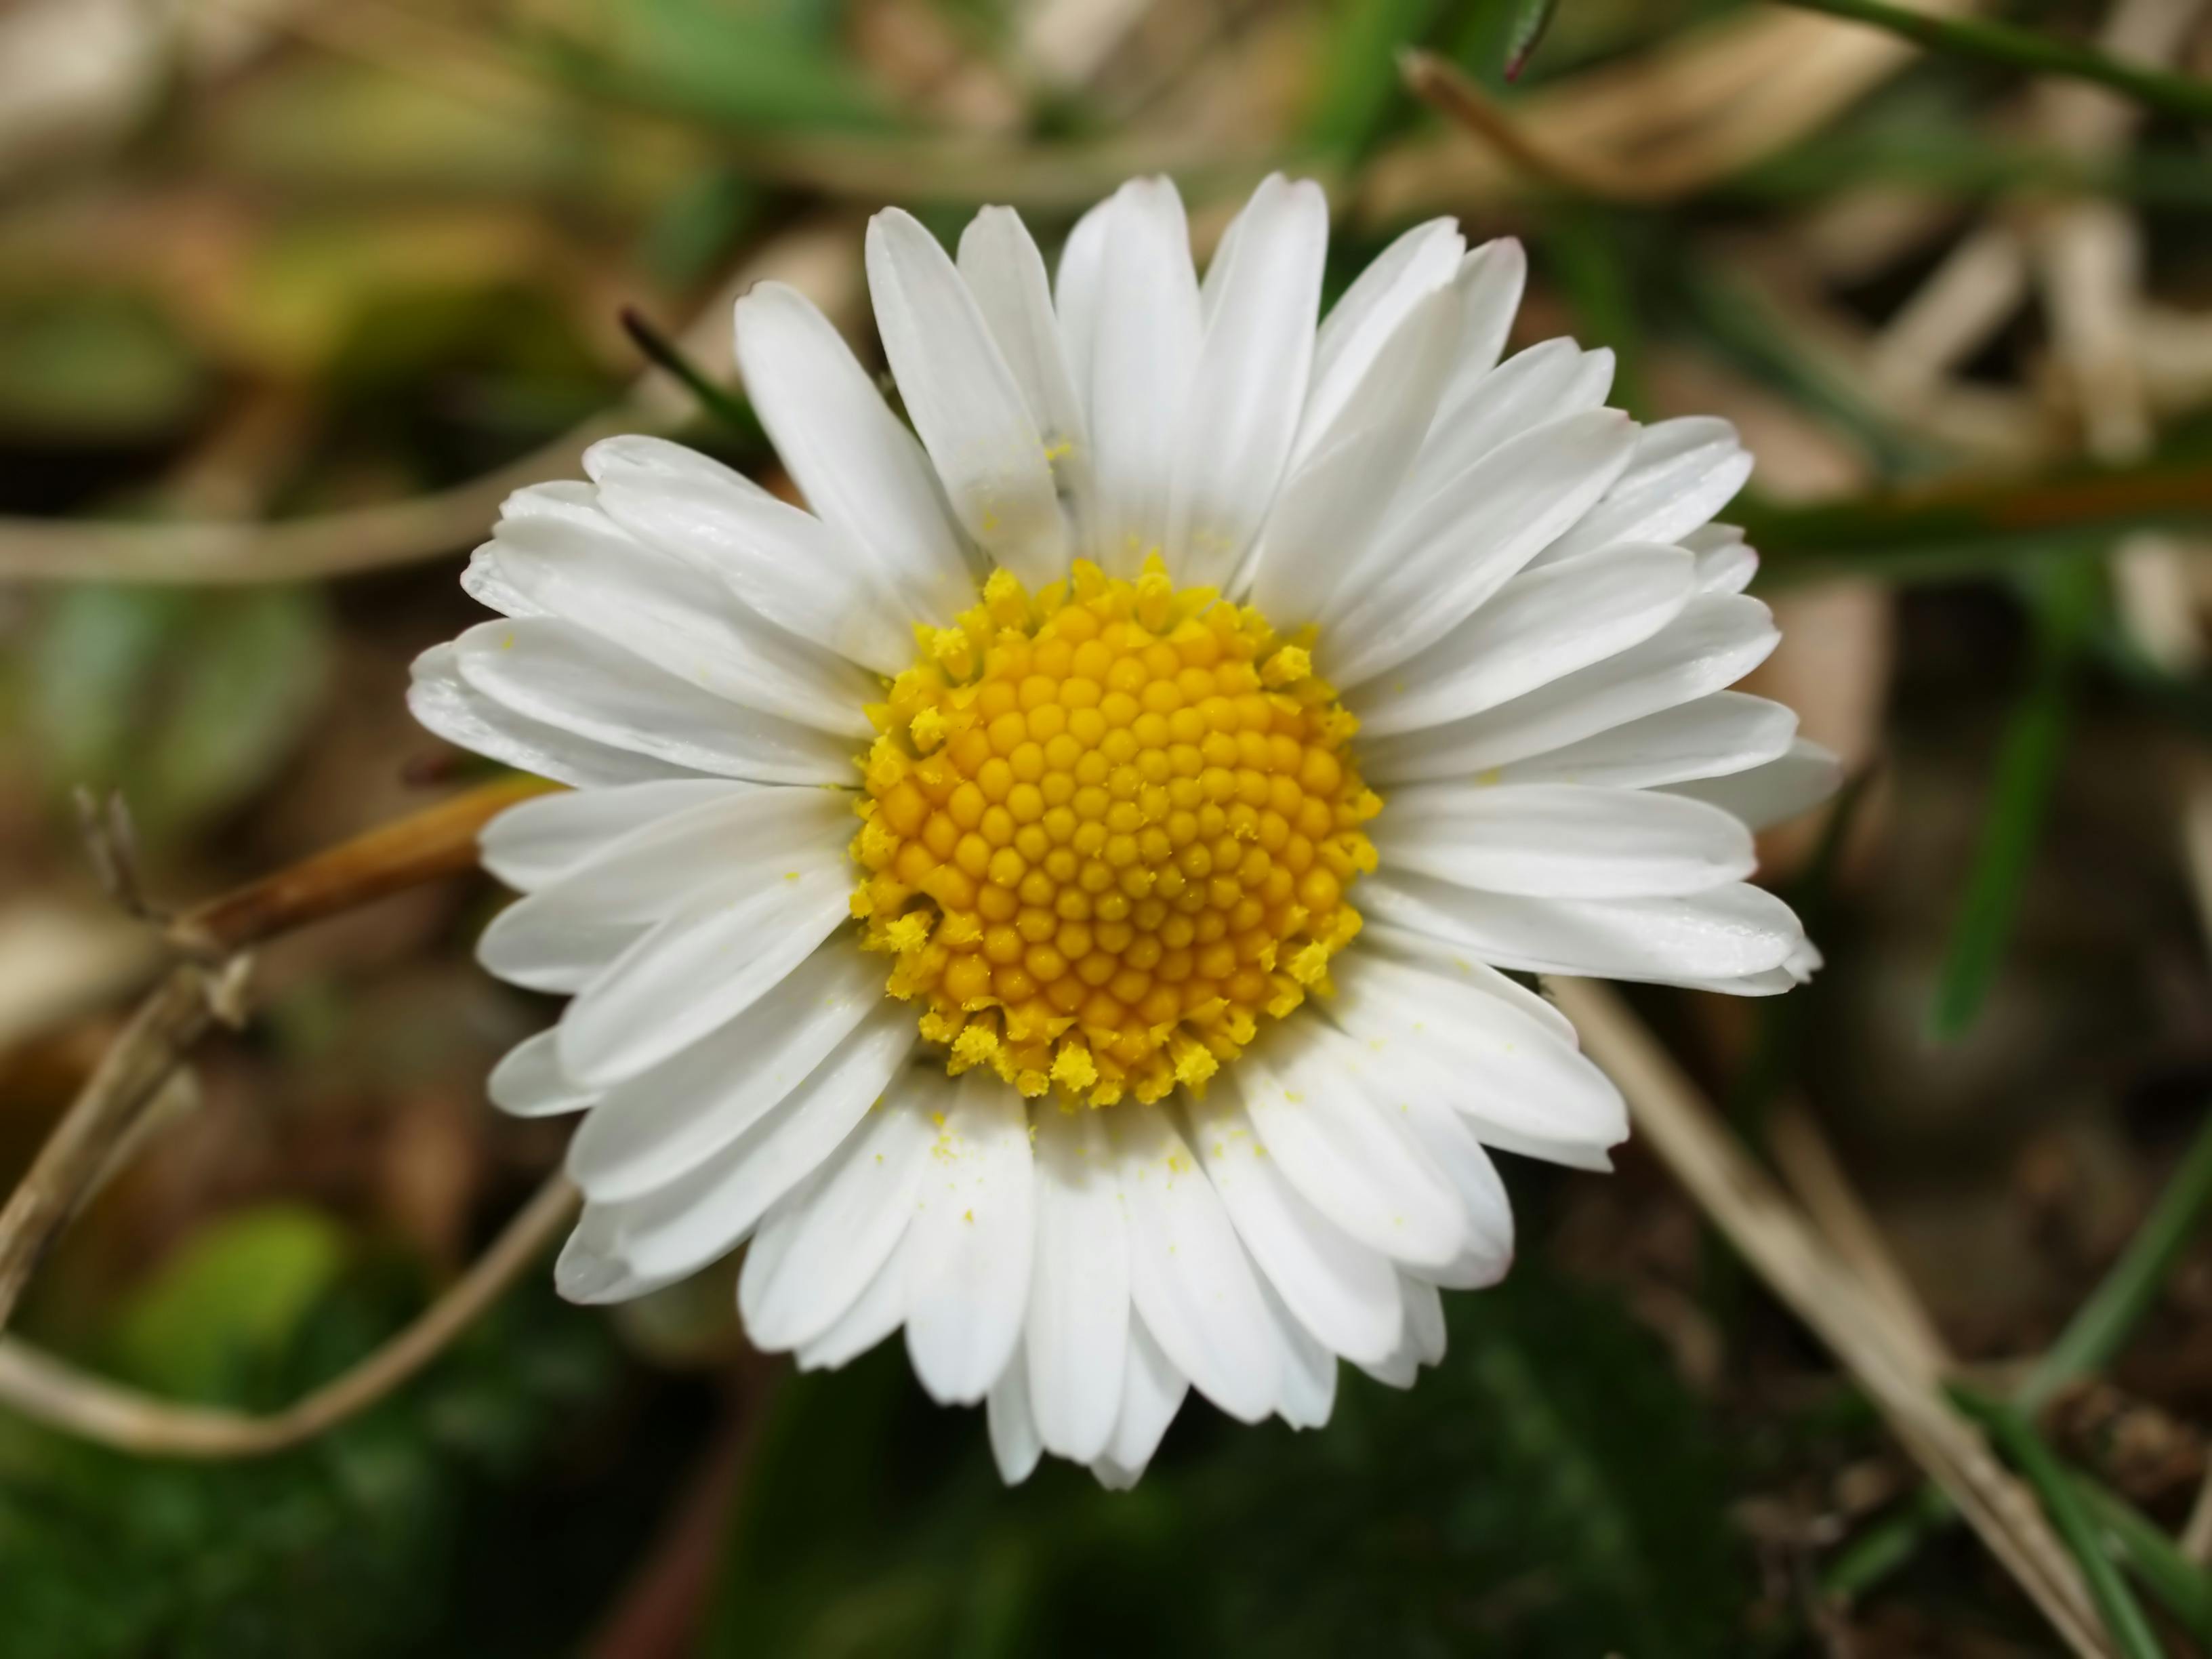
[853,555,1378,1105]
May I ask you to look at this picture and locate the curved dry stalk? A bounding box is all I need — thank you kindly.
[1397,50,1675,204]
[0,1176,578,1458]
[0,777,552,1343]
[1547,976,2116,1659]
[1363,0,1981,223]
[0,962,247,1332]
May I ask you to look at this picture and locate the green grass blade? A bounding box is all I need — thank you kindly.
[2074,1475,2212,1645]
[619,308,760,439]
[1777,0,2212,124]
[1950,1387,2167,1659]
[1928,559,2101,1040]
[2022,1107,2212,1408]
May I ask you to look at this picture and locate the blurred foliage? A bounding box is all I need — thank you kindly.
[708,1263,1745,1658]
[17,586,332,835]
[0,1204,630,1659]
[3,0,2212,1654]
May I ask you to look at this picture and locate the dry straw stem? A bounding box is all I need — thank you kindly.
[0,221,863,585]
[1364,0,1982,220]
[1547,977,2118,1659]
[0,1175,579,1458]
[0,777,570,1455]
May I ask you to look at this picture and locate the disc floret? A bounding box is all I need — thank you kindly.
[851,556,1379,1109]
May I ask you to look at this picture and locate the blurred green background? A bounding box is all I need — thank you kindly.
[7,0,2212,1653]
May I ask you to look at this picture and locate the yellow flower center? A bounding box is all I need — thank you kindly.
[851,556,1380,1109]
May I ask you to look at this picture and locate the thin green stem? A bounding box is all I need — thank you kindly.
[1929,559,2101,1040]
[2075,1475,2212,1645]
[1950,1387,2166,1659]
[1823,1108,2212,1603]
[619,308,760,438]
[2022,1109,2212,1410]
[1776,0,2212,124]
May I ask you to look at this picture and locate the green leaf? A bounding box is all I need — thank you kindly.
[145,588,333,831]
[1305,0,1446,160]
[546,0,895,134]
[25,586,332,836]
[27,586,189,789]
[107,1204,350,1403]
[0,292,207,443]
[706,1263,1746,1658]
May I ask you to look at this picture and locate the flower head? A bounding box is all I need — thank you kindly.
[413,174,1831,1488]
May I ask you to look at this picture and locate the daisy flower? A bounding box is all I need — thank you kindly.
[411,174,1832,1489]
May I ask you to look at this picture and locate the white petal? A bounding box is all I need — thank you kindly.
[467,478,876,736]
[1357,1274,1447,1389]
[733,281,973,625]
[1074,178,1202,571]
[1186,1080,1403,1365]
[1405,1273,1447,1363]
[1490,691,1797,792]
[556,864,852,1087]
[987,1345,1045,1484]
[567,937,888,1200]
[1053,196,1112,415]
[868,208,1067,583]
[477,910,641,995]
[1537,417,1753,567]
[795,1243,907,1371]
[1324,409,1639,689]
[1356,922,1579,1044]
[1350,543,1694,738]
[1395,340,1614,520]
[1166,174,1328,588]
[904,1069,1036,1406]
[1686,523,1758,593]
[478,779,746,892]
[1237,1021,1469,1270]
[1369,1087,1513,1290]
[1427,238,1530,420]
[1358,594,1780,783]
[487,1029,596,1118]
[1374,782,1757,898]
[1329,944,1626,1166]
[564,1008,918,1299]
[1245,281,1461,623]
[455,618,853,785]
[1294,218,1465,465]
[898,1070,1035,1406]
[740,1081,935,1350]
[1261,1276,1338,1431]
[485,785,850,935]
[585,436,914,676]
[476,786,848,1004]
[1361,872,1810,987]
[1025,1105,1130,1465]
[959,205,1093,544]
[1110,1100,1279,1424]
[1666,737,1843,830]
[409,642,689,790]
[1090,1315,1187,1490]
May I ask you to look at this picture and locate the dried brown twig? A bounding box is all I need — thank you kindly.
[0,1176,577,1458]
[1547,977,2118,1659]
[0,776,568,1456]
